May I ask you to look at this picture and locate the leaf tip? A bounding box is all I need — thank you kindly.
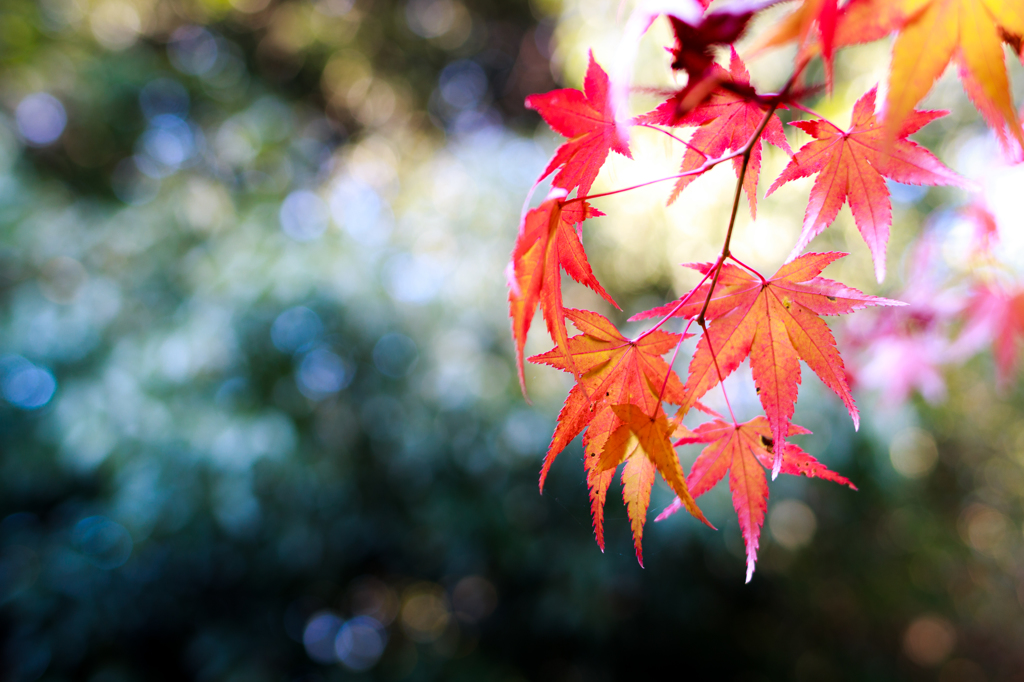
[516,356,530,401]
[654,497,682,522]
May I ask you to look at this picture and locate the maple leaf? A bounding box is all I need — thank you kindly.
[528,308,712,558]
[643,49,792,216]
[530,308,687,487]
[961,202,1000,255]
[834,0,1024,149]
[756,0,1024,147]
[508,194,617,394]
[632,252,904,474]
[657,416,854,582]
[766,88,965,282]
[526,51,632,199]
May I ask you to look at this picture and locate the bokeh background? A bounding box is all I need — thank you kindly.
[1,0,1023,680]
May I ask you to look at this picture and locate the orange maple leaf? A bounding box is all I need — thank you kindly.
[766,88,965,282]
[508,196,617,393]
[632,252,904,475]
[529,308,712,558]
[641,49,792,217]
[526,50,632,198]
[600,405,708,565]
[886,0,1024,148]
[657,416,855,582]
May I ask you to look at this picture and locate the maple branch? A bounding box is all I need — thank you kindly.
[639,77,800,415]
[695,76,799,328]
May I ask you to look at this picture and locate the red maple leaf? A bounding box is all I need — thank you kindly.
[526,51,632,198]
[659,0,779,114]
[643,49,792,216]
[508,195,617,393]
[632,252,903,474]
[529,308,711,562]
[667,3,753,77]
[766,88,965,282]
[847,238,965,406]
[657,416,854,581]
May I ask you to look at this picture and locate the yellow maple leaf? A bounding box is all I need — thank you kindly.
[757,0,1024,149]
[885,0,1024,148]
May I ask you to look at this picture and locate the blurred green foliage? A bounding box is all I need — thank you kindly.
[1,1,1023,681]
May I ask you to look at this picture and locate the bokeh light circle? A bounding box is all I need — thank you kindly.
[16,93,67,146]
[334,615,387,671]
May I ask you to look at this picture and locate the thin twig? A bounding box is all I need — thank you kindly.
[696,74,800,327]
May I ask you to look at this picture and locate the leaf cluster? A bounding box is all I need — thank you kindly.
[508,0,1022,579]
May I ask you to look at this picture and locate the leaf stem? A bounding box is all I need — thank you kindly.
[637,123,709,159]
[699,319,738,425]
[790,101,831,124]
[727,253,767,284]
[634,265,715,343]
[563,148,746,206]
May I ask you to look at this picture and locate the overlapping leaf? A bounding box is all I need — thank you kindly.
[757,0,1024,148]
[632,252,904,474]
[657,416,854,581]
[662,2,760,113]
[526,51,632,198]
[643,50,791,215]
[600,405,708,565]
[766,88,965,282]
[508,195,616,393]
[529,308,710,560]
[751,0,839,88]
[964,284,1024,384]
